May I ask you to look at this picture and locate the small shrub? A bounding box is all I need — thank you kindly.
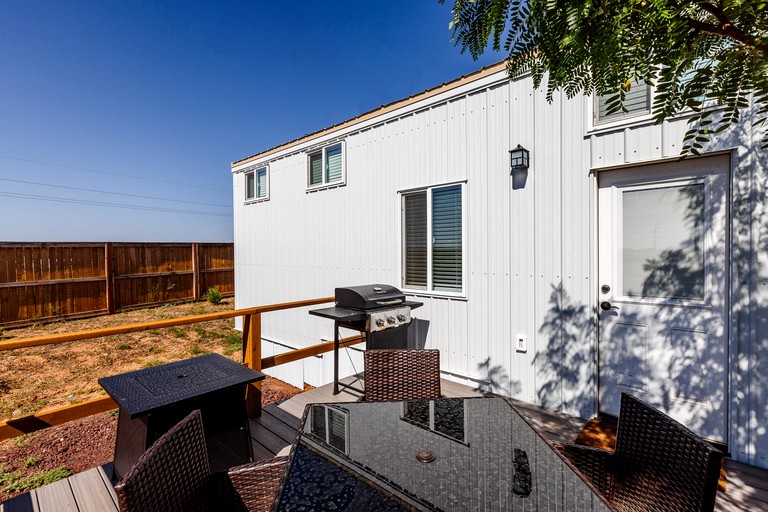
[170,327,185,338]
[189,304,206,315]
[0,326,4,339]
[23,457,38,468]
[1,467,71,493]
[148,330,160,336]
[223,332,242,356]
[12,434,32,448]
[194,326,207,339]
[144,359,164,368]
[189,343,210,356]
[117,343,131,350]
[206,288,223,305]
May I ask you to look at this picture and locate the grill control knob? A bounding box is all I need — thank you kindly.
[397,314,407,322]
[387,316,396,325]
[376,318,386,327]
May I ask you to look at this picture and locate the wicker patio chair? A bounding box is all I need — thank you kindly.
[362,349,442,401]
[114,410,287,512]
[558,393,723,512]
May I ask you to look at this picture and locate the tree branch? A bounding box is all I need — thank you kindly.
[684,3,768,53]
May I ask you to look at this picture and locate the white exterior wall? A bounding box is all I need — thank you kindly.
[233,68,767,467]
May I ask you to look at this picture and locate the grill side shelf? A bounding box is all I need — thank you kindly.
[308,306,367,323]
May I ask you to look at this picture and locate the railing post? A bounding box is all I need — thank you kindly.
[243,312,262,417]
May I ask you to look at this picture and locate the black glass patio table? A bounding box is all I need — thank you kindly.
[274,396,614,511]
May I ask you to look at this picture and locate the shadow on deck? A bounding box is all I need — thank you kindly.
[2,375,766,511]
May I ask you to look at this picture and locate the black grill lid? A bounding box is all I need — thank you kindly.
[335,284,405,310]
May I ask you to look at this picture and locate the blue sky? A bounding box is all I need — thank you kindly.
[0,1,502,242]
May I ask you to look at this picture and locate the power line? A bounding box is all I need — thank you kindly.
[0,177,231,208]
[0,154,228,192]
[0,191,232,217]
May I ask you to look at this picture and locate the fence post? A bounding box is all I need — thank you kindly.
[105,242,115,314]
[192,242,200,302]
[243,312,262,417]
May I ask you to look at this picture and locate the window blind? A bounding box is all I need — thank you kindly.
[325,144,343,183]
[328,408,347,452]
[256,168,267,198]
[309,153,323,185]
[245,173,255,199]
[432,185,462,292]
[597,81,650,123]
[404,192,427,288]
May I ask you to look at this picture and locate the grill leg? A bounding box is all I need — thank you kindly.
[333,323,339,395]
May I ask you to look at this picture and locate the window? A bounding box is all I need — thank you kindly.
[245,166,268,202]
[307,404,348,453]
[401,183,464,294]
[307,142,345,189]
[401,399,466,443]
[595,80,650,124]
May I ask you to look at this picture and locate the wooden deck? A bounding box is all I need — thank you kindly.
[2,376,766,511]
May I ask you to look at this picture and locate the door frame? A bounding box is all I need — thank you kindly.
[591,150,736,449]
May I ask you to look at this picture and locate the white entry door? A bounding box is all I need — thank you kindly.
[597,155,729,442]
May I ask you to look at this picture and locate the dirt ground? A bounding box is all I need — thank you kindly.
[0,301,303,502]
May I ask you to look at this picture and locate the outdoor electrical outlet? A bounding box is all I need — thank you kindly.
[516,334,527,353]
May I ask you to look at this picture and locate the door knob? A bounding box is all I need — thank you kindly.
[600,301,619,311]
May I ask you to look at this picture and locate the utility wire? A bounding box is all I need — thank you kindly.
[0,177,231,208]
[0,154,228,192]
[0,191,232,217]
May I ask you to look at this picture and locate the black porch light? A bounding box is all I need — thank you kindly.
[509,144,530,172]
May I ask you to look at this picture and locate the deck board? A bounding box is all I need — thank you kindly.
[68,465,118,512]
[0,492,36,512]
[33,478,77,512]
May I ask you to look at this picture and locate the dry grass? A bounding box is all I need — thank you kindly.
[0,301,241,420]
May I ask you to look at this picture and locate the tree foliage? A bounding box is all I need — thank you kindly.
[442,0,768,154]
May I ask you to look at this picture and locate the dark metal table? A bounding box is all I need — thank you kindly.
[99,353,265,480]
[274,396,615,511]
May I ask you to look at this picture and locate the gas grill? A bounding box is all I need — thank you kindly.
[309,284,423,394]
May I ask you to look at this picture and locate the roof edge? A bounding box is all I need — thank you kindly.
[231,60,509,169]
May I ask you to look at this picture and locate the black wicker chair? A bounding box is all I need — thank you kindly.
[362,349,442,401]
[558,393,723,512]
[114,410,287,512]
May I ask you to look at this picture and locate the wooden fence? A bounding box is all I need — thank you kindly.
[0,242,233,327]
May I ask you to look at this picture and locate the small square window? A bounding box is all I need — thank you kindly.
[307,142,345,189]
[594,80,651,124]
[245,166,269,202]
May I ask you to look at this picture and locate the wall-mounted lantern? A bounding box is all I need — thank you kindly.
[509,145,530,173]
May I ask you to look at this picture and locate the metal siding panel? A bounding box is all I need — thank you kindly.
[509,78,537,403]
[531,84,565,411]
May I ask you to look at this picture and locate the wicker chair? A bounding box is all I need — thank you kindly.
[558,393,723,512]
[362,349,441,401]
[114,410,287,512]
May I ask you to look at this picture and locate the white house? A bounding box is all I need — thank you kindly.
[231,61,767,469]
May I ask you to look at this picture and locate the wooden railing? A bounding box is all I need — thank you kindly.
[0,297,365,441]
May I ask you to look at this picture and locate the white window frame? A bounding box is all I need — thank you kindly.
[244,165,269,204]
[306,141,346,191]
[399,181,466,297]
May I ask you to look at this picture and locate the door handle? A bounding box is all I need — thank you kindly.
[600,301,619,311]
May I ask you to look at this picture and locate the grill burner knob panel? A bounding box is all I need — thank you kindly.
[368,306,412,332]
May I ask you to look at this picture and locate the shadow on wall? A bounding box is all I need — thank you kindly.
[534,283,596,419]
[476,357,522,397]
